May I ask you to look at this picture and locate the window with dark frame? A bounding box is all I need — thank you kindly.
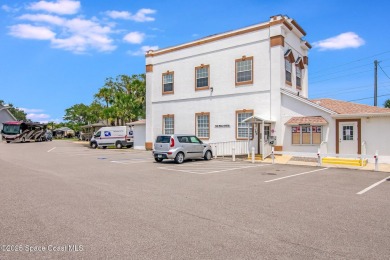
[196,113,210,139]
[162,71,174,94]
[195,65,209,90]
[236,56,253,85]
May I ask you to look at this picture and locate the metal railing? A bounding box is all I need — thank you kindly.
[208,140,252,157]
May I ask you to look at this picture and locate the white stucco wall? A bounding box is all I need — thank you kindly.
[133,124,146,150]
[361,117,390,156]
[281,94,336,153]
[146,16,309,150]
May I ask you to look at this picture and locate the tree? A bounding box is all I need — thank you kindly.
[0,99,27,121]
[63,103,90,125]
[384,99,390,108]
[93,74,146,125]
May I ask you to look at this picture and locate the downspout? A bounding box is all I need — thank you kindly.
[268,25,272,121]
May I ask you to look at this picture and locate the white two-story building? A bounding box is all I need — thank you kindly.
[145,15,390,160]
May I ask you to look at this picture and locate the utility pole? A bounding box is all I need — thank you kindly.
[374,60,378,106]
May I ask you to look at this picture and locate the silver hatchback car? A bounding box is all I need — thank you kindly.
[153,134,213,164]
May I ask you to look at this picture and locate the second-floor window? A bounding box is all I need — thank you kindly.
[296,66,302,89]
[195,65,209,90]
[285,59,292,84]
[236,56,253,86]
[162,71,174,94]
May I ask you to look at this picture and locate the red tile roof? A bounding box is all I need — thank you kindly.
[286,116,328,125]
[311,99,390,115]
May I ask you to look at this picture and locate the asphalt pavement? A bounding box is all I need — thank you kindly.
[0,140,389,259]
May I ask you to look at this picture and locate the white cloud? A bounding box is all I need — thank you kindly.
[106,8,156,22]
[106,10,131,20]
[131,8,156,22]
[7,3,156,54]
[128,45,158,56]
[9,24,55,40]
[313,32,365,51]
[18,14,65,26]
[123,31,145,44]
[27,113,50,121]
[28,0,80,15]
[2,4,11,12]
[20,108,44,113]
[50,17,116,53]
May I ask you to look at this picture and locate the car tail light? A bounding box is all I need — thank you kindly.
[170,136,174,147]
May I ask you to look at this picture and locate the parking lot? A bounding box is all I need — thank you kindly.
[0,140,389,259]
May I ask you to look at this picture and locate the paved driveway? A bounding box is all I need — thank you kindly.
[0,141,389,259]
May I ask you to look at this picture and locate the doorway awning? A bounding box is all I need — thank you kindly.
[241,115,275,124]
[285,116,328,125]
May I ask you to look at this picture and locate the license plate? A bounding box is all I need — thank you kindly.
[158,154,162,158]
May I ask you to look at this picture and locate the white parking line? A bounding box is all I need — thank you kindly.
[111,160,150,165]
[265,168,329,183]
[47,147,56,153]
[357,176,390,195]
[158,164,266,175]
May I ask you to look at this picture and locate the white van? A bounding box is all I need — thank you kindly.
[90,126,133,149]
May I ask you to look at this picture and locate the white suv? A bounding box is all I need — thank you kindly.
[153,134,213,164]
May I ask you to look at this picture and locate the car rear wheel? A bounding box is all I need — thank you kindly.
[155,158,163,162]
[174,152,185,164]
[116,142,123,149]
[204,150,212,160]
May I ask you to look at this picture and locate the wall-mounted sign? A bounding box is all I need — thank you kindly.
[215,124,230,128]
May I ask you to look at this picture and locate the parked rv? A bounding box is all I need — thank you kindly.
[90,126,133,149]
[1,121,47,143]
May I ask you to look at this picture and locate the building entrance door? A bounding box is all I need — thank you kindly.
[339,122,358,154]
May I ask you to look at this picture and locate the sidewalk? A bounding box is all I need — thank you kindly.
[254,155,390,172]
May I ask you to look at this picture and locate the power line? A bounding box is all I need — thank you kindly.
[310,81,390,98]
[310,62,372,79]
[310,69,372,84]
[348,93,390,102]
[378,63,390,80]
[310,50,390,74]
[310,64,390,85]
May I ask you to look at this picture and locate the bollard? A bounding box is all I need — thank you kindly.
[317,148,322,167]
[232,147,236,162]
[271,147,275,164]
[251,147,255,164]
[374,150,379,172]
[214,144,217,159]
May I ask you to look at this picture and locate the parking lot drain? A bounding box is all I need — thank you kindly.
[98,157,107,160]
[262,173,277,175]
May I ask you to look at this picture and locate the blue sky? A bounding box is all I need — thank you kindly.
[1,0,390,123]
